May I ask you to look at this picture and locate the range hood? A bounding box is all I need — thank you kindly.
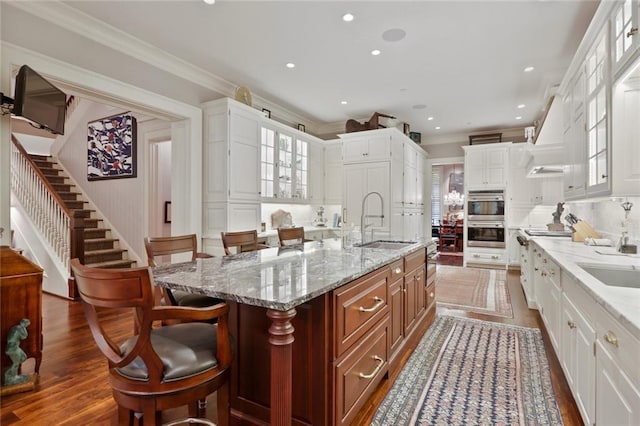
[524,143,565,178]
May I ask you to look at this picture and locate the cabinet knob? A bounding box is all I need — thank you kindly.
[568,185,574,189]
[491,255,499,259]
[627,27,638,38]
[601,174,608,179]
[394,267,402,274]
[604,331,619,347]
[429,292,434,298]
[567,320,576,329]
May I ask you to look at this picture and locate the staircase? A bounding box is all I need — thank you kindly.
[29,154,136,269]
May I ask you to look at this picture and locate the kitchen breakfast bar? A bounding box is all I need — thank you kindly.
[152,238,437,425]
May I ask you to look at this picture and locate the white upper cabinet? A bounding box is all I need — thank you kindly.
[612,0,640,78]
[342,131,391,163]
[463,143,510,190]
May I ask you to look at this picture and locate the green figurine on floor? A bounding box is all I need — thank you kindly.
[3,318,31,386]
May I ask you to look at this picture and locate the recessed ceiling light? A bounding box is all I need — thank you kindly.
[371,49,381,56]
[524,66,535,72]
[517,104,526,109]
[341,100,348,105]
[285,62,295,69]
[342,13,354,22]
[203,0,215,4]
[435,126,441,130]
[427,116,434,121]
[515,116,522,120]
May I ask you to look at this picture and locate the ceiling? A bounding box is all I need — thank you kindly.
[18,1,601,143]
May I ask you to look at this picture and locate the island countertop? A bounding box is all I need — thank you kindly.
[152,238,437,311]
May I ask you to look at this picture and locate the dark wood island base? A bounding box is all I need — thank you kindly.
[228,248,436,425]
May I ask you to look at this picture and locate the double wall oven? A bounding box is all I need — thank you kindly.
[466,190,505,248]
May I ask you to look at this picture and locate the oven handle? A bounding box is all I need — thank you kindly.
[468,221,504,228]
[467,195,504,202]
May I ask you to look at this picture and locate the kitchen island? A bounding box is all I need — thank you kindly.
[153,238,437,426]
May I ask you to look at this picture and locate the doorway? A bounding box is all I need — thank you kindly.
[431,162,465,261]
[149,138,172,239]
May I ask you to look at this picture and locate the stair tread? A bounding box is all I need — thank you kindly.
[84,259,137,268]
[85,248,127,255]
[84,238,118,243]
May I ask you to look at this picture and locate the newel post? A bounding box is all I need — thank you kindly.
[68,211,85,299]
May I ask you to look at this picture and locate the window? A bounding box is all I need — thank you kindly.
[613,0,634,64]
[261,126,309,200]
[431,166,441,225]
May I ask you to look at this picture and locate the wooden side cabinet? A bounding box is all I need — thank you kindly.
[1,246,44,376]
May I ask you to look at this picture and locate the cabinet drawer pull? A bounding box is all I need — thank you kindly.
[394,267,402,275]
[429,292,434,298]
[491,255,499,259]
[567,320,576,329]
[604,331,618,347]
[358,355,384,379]
[359,296,384,313]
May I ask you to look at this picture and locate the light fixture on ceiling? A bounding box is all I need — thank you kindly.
[341,100,348,105]
[435,126,441,130]
[517,104,526,109]
[203,0,215,4]
[524,66,535,72]
[342,13,354,22]
[427,116,434,121]
[371,49,381,56]
[286,62,296,69]
[515,116,522,120]
[444,164,464,207]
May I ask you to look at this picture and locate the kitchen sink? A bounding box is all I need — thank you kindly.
[578,263,640,289]
[357,240,417,250]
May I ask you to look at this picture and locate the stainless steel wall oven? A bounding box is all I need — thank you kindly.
[467,220,506,248]
[467,190,505,221]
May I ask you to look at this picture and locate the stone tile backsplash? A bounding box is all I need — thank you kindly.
[566,197,640,245]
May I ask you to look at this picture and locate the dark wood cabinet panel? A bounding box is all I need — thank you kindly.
[1,247,43,378]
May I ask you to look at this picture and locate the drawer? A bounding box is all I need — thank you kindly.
[541,256,560,287]
[333,267,389,358]
[426,282,435,308]
[334,318,389,426]
[404,249,425,272]
[466,250,506,264]
[594,303,640,386]
[389,259,404,282]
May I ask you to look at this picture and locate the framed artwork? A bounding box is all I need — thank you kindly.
[409,131,421,144]
[262,108,271,119]
[403,122,410,135]
[297,123,306,132]
[87,112,137,180]
[164,201,172,223]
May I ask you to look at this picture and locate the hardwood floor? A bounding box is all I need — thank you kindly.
[1,266,582,425]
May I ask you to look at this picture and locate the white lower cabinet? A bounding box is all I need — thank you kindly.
[533,243,640,426]
[560,280,596,426]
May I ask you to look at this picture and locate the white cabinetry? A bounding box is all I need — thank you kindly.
[560,274,596,426]
[463,144,510,190]
[342,162,390,238]
[532,242,640,426]
[340,129,427,242]
[533,248,561,352]
[324,141,343,205]
[563,68,587,200]
[308,141,324,202]
[202,98,263,254]
[519,242,535,308]
[611,0,640,78]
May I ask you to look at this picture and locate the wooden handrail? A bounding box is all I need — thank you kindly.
[11,135,74,216]
[11,134,86,267]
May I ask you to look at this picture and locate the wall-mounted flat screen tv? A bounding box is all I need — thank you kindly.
[13,65,66,135]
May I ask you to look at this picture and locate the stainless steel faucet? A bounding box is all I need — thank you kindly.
[361,191,384,244]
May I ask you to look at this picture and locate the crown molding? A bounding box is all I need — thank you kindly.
[8,1,237,98]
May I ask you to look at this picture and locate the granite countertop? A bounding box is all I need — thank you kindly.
[153,238,437,312]
[529,238,640,340]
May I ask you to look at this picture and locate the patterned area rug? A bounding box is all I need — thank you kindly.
[372,315,563,425]
[436,265,513,318]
